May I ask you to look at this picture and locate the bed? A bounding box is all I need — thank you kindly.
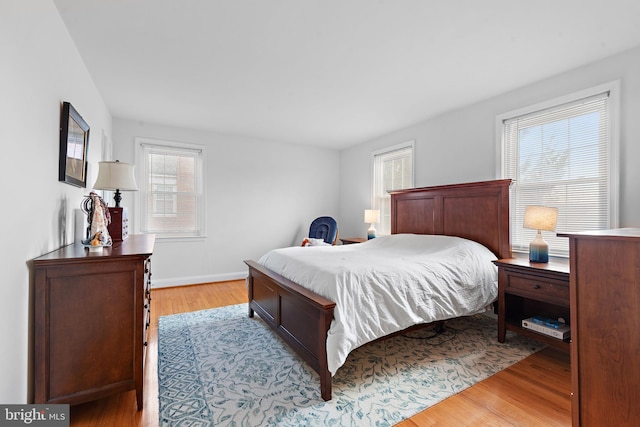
[244,179,512,400]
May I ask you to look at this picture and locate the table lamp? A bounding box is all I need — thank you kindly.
[93,160,138,207]
[523,205,558,263]
[93,160,138,241]
[364,209,380,239]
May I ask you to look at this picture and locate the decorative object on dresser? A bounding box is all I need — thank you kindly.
[33,234,155,410]
[80,192,112,247]
[557,228,640,426]
[494,256,570,351]
[58,101,90,188]
[93,160,138,241]
[364,209,379,239]
[107,206,129,242]
[339,237,367,245]
[523,205,558,262]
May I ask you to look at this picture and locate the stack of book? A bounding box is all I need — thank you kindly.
[522,316,570,340]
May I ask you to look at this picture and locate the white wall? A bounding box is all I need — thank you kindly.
[0,1,112,403]
[112,119,341,286]
[339,46,640,237]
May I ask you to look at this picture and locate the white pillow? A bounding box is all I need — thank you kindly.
[305,238,330,246]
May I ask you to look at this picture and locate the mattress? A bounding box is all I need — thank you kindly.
[258,233,498,375]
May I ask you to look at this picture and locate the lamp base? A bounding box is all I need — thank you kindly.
[529,231,549,263]
[113,189,122,207]
[367,225,377,240]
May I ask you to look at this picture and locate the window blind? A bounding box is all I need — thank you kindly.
[372,143,414,235]
[137,140,205,237]
[503,92,611,257]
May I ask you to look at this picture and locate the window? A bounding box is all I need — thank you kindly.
[372,141,414,235]
[498,82,619,257]
[135,138,206,238]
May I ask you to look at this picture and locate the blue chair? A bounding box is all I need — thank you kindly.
[308,216,339,245]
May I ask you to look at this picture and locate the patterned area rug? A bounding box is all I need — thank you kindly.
[158,304,544,426]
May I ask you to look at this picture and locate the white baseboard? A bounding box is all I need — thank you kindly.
[151,271,248,289]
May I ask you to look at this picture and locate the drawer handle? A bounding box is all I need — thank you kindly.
[532,284,541,289]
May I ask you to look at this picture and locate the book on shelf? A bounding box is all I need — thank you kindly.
[522,317,570,340]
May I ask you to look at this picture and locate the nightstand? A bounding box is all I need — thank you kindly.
[493,256,570,351]
[340,237,367,245]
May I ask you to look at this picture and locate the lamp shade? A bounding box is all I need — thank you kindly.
[523,206,558,232]
[93,161,138,191]
[364,209,379,224]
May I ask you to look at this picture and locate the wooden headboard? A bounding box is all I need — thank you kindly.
[390,179,512,259]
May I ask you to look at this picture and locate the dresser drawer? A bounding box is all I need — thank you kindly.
[506,273,569,303]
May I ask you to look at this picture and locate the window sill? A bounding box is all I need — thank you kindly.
[150,234,207,243]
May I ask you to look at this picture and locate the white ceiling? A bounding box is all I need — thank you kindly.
[54,0,640,149]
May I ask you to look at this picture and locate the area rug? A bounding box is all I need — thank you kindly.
[158,304,544,426]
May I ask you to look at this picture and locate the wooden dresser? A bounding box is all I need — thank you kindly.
[33,234,155,409]
[558,228,640,426]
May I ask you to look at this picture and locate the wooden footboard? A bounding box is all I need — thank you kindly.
[244,260,336,401]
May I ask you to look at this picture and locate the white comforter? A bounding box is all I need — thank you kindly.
[258,234,498,375]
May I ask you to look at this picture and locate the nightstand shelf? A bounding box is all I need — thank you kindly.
[503,298,571,350]
[494,256,570,351]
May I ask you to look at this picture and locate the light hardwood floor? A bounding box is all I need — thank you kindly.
[69,280,571,426]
